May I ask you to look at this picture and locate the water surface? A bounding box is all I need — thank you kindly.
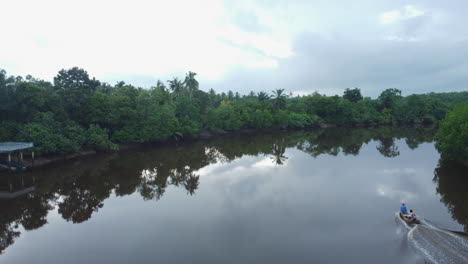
[1,126,467,263]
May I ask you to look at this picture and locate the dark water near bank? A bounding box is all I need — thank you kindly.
[1,126,467,263]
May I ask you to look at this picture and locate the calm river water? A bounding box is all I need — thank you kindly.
[1,126,467,263]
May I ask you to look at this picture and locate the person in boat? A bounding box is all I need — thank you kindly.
[400,203,408,214]
[406,209,416,220]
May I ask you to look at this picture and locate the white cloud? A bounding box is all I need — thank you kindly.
[379,5,425,25]
[384,35,420,42]
[376,183,417,200]
[0,0,292,83]
[379,5,429,43]
[381,168,418,176]
[404,5,425,18]
[1,0,467,95]
[252,157,280,168]
[380,10,402,25]
[219,25,292,59]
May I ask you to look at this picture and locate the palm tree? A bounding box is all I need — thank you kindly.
[183,71,199,97]
[270,143,288,165]
[155,80,166,92]
[184,174,200,196]
[170,169,188,187]
[257,91,271,102]
[272,89,287,110]
[168,77,184,97]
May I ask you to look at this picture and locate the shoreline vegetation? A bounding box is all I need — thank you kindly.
[435,102,468,166]
[1,67,467,167]
[3,124,433,170]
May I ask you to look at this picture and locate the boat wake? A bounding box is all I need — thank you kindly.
[395,213,468,264]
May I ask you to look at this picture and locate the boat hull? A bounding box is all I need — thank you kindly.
[399,212,420,224]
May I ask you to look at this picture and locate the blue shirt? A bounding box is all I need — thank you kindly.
[400,205,408,214]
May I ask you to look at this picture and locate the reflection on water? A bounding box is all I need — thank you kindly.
[434,160,468,232]
[0,125,465,263]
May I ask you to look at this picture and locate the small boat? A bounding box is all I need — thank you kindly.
[399,211,420,224]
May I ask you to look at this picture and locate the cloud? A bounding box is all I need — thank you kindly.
[0,0,288,82]
[380,11,403,25]
[379,5,432,43]
[205,30,468,97]
[1,0,467,96]
[380,5,425,25]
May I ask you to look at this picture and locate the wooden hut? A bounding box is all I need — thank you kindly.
[0,142,34,170]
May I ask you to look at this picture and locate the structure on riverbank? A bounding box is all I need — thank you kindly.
[0,142,34,170]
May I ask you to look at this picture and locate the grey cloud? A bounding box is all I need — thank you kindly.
[107,0,468,98]
[231,10,269,34]
[202,32,468,97]
[405,14,431,34]
[198,0,468,97]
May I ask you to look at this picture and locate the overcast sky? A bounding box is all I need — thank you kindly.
[1,0,467,96]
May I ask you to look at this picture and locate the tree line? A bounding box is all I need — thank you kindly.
[1,67,467,156]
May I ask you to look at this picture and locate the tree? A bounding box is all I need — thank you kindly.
[257,91,271,102]
[378,88,402,109]
[154,80,167,92]
[53,67,100,125]
[86,124,118,150]
[0,69,16,120]
[54,67,100,94]
[211,101,243,131]
[252,109,273,128]
[14,82,46,120]
[435,102,468,163]
[272,89,287,110]
[168,77,184,97]
[183,71,199,96]
[343,88,363,103]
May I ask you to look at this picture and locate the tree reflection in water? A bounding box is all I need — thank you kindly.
[271,141,288,165]
[433,159,468,232]
[184,174,200,196]
[0,125,441,254]
[0,174,54,254]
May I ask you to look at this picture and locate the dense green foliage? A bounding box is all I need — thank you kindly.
[435,102,468,163]
[1,67,467,155]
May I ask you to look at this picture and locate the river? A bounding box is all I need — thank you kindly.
[0,126,467,263]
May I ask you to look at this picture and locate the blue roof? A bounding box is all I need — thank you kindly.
[0,142,34,153]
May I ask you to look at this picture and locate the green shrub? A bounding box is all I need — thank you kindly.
[287,112,311,128]
[87,124,118,150]
[435,102,468,162]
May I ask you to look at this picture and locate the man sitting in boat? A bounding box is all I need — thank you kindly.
[400,203,408,214]
[406,209,416,219]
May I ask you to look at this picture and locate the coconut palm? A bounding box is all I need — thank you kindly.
[155,80,166,92]
[184,173,200,196]
[270,141,288,165]
[272,89,287,110]
[257,91,271,102]
[168,77,184,97]
[183,71,199,97]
